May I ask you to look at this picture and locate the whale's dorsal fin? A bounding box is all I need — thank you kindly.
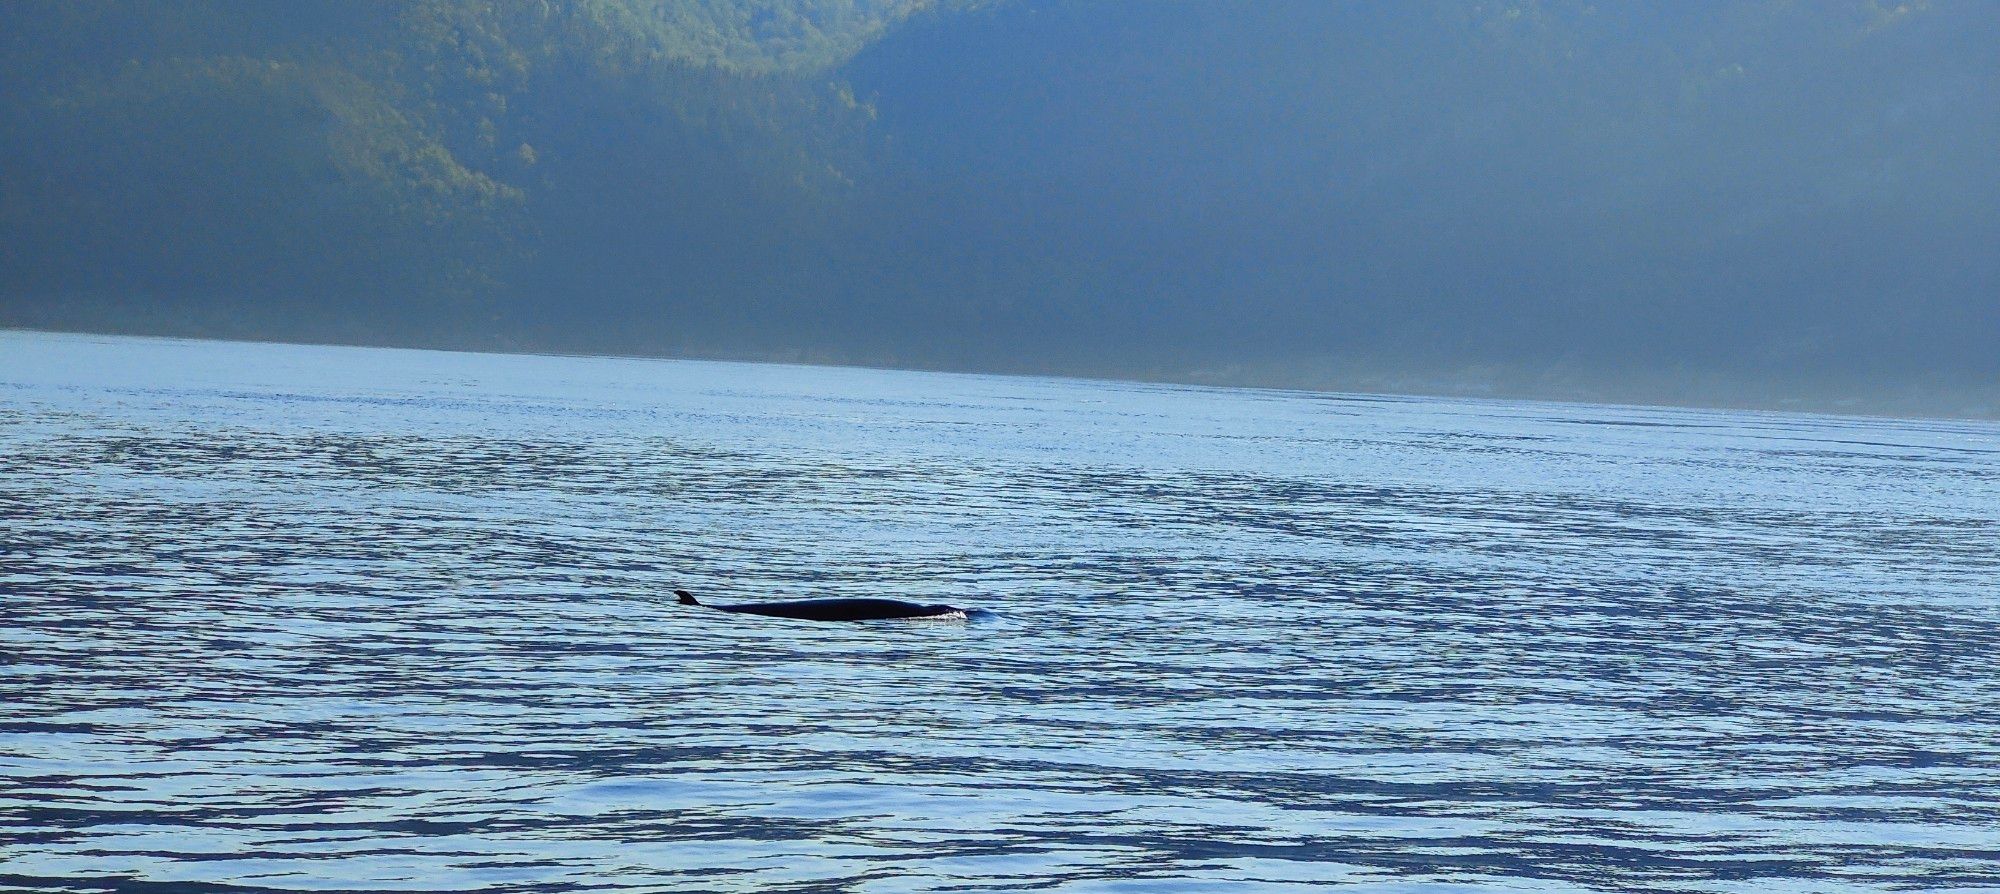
[675,589,701,606]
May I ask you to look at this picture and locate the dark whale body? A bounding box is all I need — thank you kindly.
[675,589,967,622]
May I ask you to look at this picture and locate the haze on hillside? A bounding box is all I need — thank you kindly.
[3,1,1995,417]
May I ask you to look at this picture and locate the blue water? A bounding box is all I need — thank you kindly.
[4,330,1999,893]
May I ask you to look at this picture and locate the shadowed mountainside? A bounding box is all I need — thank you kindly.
[2,1,1995,417]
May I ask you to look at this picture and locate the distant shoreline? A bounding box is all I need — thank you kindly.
[7,324,1995,425]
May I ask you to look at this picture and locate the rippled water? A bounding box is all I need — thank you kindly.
[4,330,2000,893]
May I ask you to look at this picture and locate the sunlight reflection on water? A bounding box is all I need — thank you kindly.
[3,331,1999,892]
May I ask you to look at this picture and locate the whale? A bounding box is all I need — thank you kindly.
[675,589,968,622]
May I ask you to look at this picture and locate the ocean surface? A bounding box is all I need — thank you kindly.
[4,330,1999,894]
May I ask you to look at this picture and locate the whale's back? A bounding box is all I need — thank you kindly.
[705,596,966,622]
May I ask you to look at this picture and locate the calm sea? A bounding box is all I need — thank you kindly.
[4,330,1999,893]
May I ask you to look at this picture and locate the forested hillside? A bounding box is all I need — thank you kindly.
[0,0,908,347]
[3,1,1995,415]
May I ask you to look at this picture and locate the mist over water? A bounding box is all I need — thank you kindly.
[4,331,2000,892]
